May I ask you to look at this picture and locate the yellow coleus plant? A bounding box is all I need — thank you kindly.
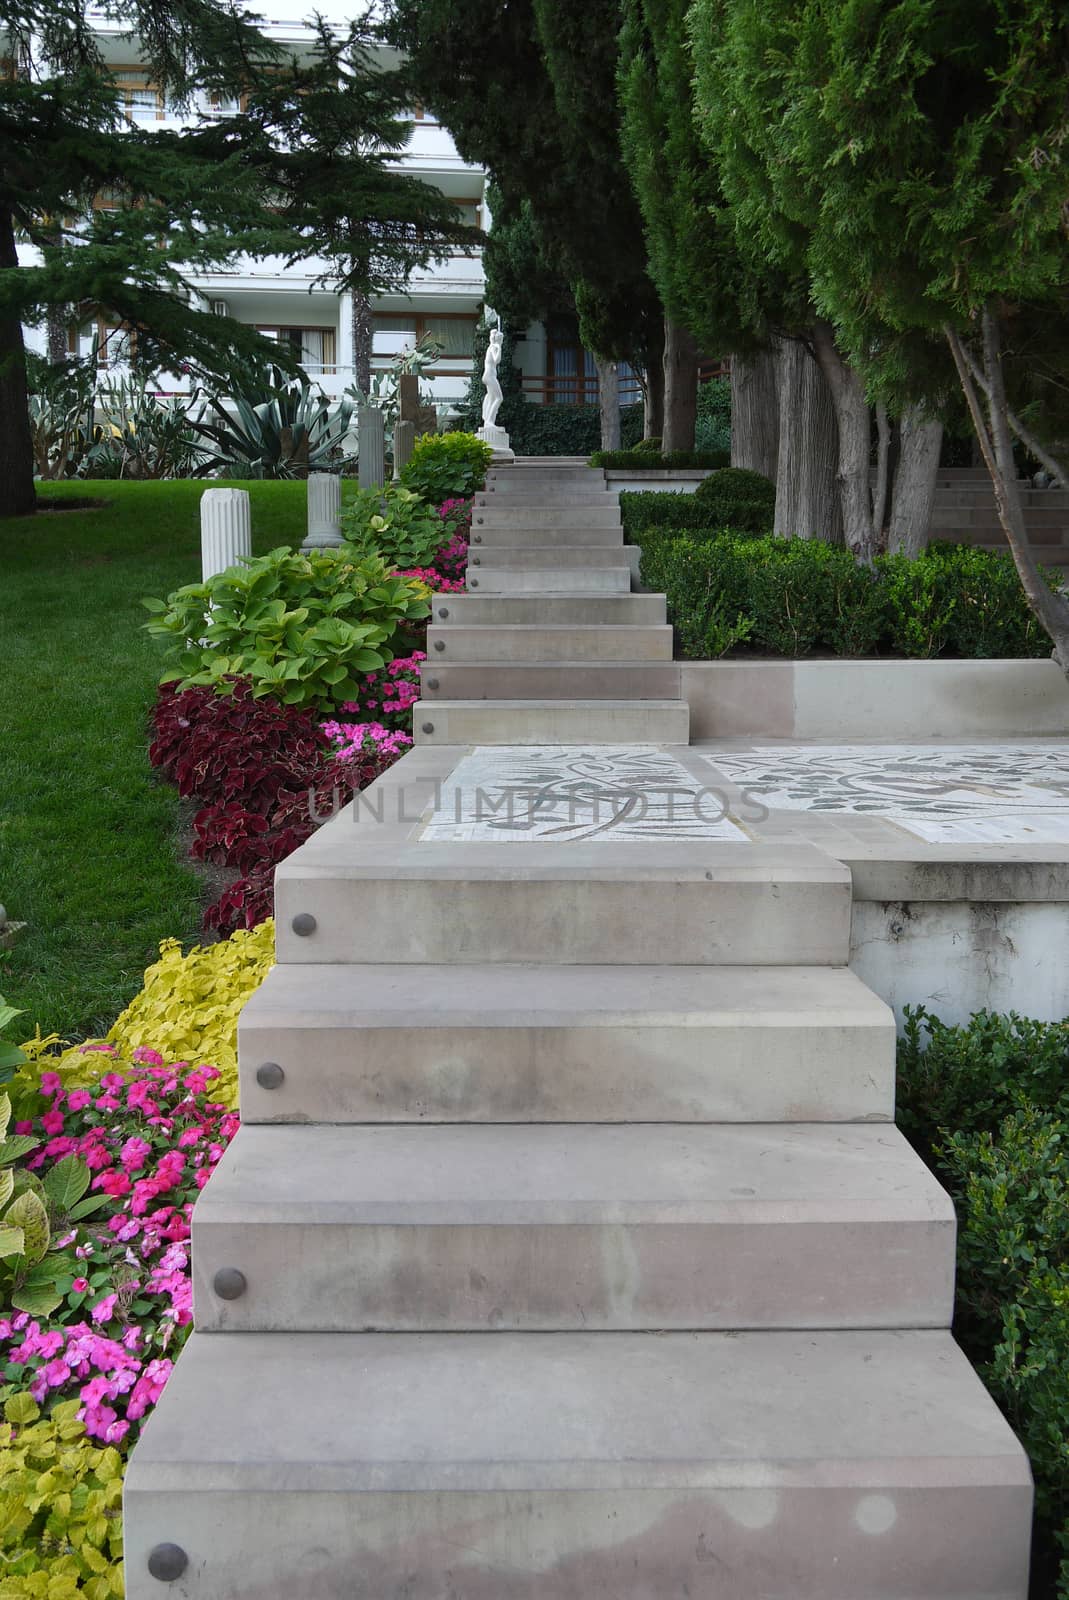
[15,922,275,1113]
[0,1395,124,1599]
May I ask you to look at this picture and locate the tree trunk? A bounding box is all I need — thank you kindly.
[351,289,373,396]
[773,336,841,542]
[596,355,621,451]
[731,347,779,478]
[888,405,943,557]
[46,309,69,365]
[0,206,38,518]
[872,403,891,541]
[662,317,698,452]
[946,312,1069,674]
[643,320,665,438]
[811,319,876,561]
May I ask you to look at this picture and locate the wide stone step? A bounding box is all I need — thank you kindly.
[273,839,848,965]
[469,568,631,593]
[473,525,625,547]
[238,962,896,1124]
[431,593,667,624]
[425,624,674,662]
[479,488,617,503]
[488,466,597,482]
[193,1123,953,1332]
[474,505,622,528]
[420,663,682,701]
[470,545,629,568]
[123,1329,1032,1600]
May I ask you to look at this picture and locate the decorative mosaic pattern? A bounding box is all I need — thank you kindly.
[700,743,1069,843]
[421,746,750,842]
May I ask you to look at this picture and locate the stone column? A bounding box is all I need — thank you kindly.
[393,419,416,481]
[398,372,420,423]
[201,488,251,580]
[302,473,344,550]
[358,404,386,490]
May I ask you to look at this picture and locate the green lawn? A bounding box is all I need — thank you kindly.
[0,479,319,1041]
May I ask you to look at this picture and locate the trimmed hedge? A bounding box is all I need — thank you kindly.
[637,530,1058,659]
[694,466,775,533]
[590,447,730,469]
[897,1009,1069,1598]
[620,491,738,537]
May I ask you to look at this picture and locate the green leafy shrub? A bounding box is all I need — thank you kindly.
[0,1395,124,1598]
[896,1008,1069,1595]
[591,447,730,470]
[400,431,493,502]
[695,378,731,456]
[340,483,453,570]
[143,546,429,712]
[693,467,776,533]
[620,491,734,537]
[634,435,663,454]
[634,530,1054,660]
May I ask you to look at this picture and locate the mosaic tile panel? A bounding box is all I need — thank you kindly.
[421,746,750,842]
[699,743,1069,844]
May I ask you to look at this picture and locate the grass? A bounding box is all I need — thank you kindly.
[0,478,321,1041]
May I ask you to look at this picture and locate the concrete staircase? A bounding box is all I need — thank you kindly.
[929,467,1069,570]
[124,459,1032,1598]
[414,463,688,745]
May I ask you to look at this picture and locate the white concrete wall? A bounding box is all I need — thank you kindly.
[850,900,1069,1028]
[684,660,1069,739]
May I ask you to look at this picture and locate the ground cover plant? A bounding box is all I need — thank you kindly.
[897,1009,1069,1598]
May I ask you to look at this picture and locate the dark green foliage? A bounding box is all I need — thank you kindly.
[636,533,1053,660]
[621,492,749,537]
[694,467,775,533]
[400,431,493,502]
[186,366,354,479]
[896,1008,1069,1595]
[591,449,729,470]
[695,379,731,455]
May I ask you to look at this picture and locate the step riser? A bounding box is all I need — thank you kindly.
[470,546,630,568]
[411,699,687,741]
[425,625,674,662]
[237,1028,895,1126]
[472,527,625,547]
[273,877,849,966]
[474,508,623,528]
[194,1215,953,1332]
[123,1480,1032,1600]
[478,490,616,503]
[469,569,631,593]
[420,664,682,700]
[431,595,667,624]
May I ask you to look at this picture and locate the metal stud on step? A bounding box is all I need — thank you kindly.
[213,1267,247,1301]
[469,579,479,587]
[473,534,482,543]
[256,1062,284,1091]
[421,722,434,734]
[438,607,449,618]
[434,640,445,651]
[291,913,317,938]
[472,556,481,565]
[148,1544,188,1582]
[427,678,439,690]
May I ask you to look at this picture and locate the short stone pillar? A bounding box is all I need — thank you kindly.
[477,423,515,461]
[398,372,420,422]
[393,419,416,480]
[201,488,251,580]
[302,473,344,550]
[358,404,386,490]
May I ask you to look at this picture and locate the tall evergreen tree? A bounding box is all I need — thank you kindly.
[0,2,474,516]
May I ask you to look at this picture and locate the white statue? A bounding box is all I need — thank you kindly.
[481,327,504,429]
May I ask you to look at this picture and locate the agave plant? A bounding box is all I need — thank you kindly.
[188,365,356,478]
[25,351,97,480]
[87,373,203,479]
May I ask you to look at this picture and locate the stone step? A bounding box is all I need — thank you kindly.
[470,545,630,568]
[469,567,631,593]
[489,465,598,481]
[273,838,848,965]
[473,525,625,548]
[193,1122,953,1333]
[238,962,896,1124]
[425,624,674,662]
[124,1329,1033,1600]
[411,697,684,740]
[431,593,667,625]
[474,505,623,528]
[932,507,1067,529]
[420,663,682,701]
[479,488,617,503]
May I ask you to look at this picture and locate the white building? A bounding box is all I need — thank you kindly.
[20,10,489,410]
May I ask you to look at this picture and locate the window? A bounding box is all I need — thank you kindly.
[112,69,163,123]
[257,326,337,373]
[372,313,477,365]
[548,344,598,403]
[75,319,135,366]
